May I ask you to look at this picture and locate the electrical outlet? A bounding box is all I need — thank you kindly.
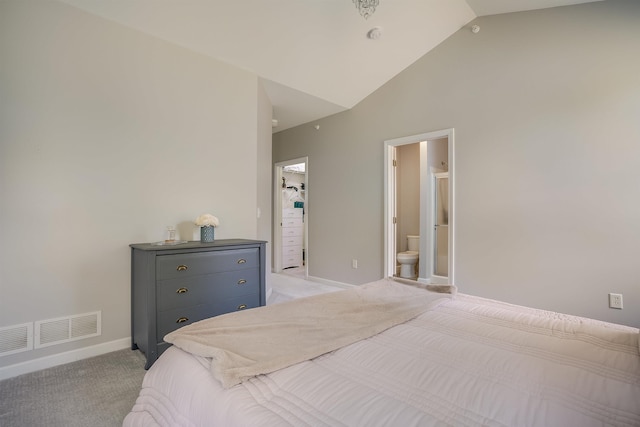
[352,259,358,269]
[609,293,623,309]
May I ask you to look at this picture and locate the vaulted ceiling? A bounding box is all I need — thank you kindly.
[58,0,604,131]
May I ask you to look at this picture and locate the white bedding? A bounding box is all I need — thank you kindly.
[164,279,452,388]
[124,287,640,427]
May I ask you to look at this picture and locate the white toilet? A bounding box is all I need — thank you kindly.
[397,235,419,279]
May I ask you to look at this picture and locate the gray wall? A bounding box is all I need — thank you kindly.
[0,0,271,368]
[257,81,274,297]
[273,0,640,327]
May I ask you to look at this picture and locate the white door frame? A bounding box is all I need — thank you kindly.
[430,171,450,284]
[273,157,309,276]
[384,129,455,284]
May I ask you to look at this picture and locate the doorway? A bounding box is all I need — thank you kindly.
[384,129,454,284]
[274,157,308,278]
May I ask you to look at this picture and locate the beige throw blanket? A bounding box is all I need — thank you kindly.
[164,278,454,388]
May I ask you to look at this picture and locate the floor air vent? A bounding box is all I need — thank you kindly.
[0,323,33,357]
[35,311,101,349]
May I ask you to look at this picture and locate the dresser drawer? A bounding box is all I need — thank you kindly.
[157,305,213,341]
[157,276,207,311]
[282,253,303,268]
[156,248,259,280]
[157,268,260,311]
[282,227,303,238]
[215,294,261,316]
[157,295,261,341]
[282,234,303,246]
[283,208,303,218]
[282,217,303,228]
[282,245,302,257]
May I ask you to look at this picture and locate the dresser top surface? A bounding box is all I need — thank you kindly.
[130,239,266,252]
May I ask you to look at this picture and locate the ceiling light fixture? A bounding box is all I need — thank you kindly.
[353,0,379,19]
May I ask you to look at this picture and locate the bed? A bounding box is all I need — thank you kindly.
[123,278,640,427]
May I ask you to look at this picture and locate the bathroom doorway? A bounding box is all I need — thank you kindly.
[384,129,454,284]
[274,157,308,278]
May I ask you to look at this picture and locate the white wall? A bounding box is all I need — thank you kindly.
[273,0,640,327]
[0,0,269,368]
[256,81,273,296]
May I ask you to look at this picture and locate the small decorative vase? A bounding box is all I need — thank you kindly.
[200,225,215,243]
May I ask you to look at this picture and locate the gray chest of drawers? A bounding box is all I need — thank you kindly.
[130,239,266,368]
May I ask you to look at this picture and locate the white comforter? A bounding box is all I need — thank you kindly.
[124,288,640,427]
[164,279,451,388]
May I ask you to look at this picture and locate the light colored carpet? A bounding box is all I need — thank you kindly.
[0,348,146,427]
[268,272,346,304]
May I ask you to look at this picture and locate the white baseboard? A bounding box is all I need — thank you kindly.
[0,337,131,381]
[306,275,356,289]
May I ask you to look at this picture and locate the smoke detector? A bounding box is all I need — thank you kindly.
[367,27,382,40]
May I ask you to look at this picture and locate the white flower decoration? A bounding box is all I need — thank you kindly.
[195,214,220,227]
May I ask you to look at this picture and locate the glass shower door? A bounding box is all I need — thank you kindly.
[433,174,448,277]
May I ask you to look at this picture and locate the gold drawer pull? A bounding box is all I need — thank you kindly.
[237,304,247,310]
[176,317,189,323]
[237,259,247,264]
[237,279,247,285]
[176,265,188,271]
[176,287,189,294]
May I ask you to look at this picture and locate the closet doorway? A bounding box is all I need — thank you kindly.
[274,157,308,278]
[384,129,455,284]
